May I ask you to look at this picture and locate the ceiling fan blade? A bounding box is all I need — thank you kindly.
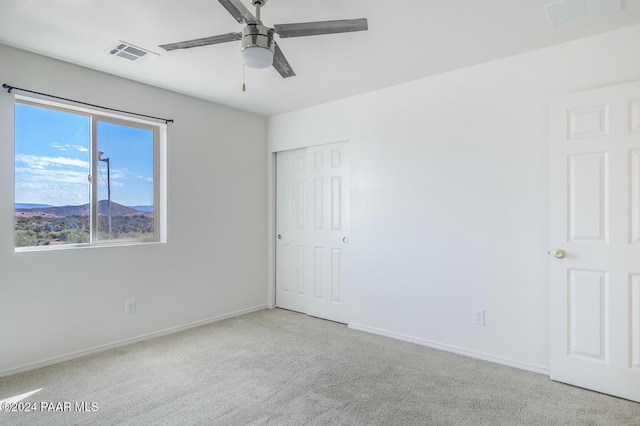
[159,33,242,51]
[218,0,258,24]
[272,43,295,78]
[274,18,368,38]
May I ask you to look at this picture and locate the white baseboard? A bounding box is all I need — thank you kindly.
[0,305,268,378]
[348,322,550,376]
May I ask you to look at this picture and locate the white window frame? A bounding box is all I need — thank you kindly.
[14,95,167,251]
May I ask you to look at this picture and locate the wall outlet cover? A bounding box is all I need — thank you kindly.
[472,309,485,326]
[125,299,136,314]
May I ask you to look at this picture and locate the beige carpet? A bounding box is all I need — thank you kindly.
[1,308,639,425]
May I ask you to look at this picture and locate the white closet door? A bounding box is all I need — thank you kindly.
[275,148,308,314]
[306,143,350,323]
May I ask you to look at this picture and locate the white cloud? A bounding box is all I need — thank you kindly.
[15,180,89,205]
[49,142,89,153]
[16,153,88,170]
[15,153,89,202]
[50,142,68,151]
[16,167,89,184]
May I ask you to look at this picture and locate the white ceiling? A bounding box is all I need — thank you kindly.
[0,0,638,116]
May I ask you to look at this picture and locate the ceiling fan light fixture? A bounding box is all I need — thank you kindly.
[241,24,275,69]
[242,45,273,68]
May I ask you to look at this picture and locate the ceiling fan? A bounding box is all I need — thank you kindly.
[159,0,368,78]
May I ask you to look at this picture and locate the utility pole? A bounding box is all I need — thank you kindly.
[97,151,112,239]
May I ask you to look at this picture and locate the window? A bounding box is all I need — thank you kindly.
[14,98,163,249]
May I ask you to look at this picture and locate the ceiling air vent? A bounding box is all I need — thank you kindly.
[106,41,158,63]
[545,0,621,27]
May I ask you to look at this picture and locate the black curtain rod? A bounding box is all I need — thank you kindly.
[2,83,174,124]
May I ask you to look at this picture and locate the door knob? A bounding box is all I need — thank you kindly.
[343,237,348,243]
[277,234,282,240]
[553,249,566,259]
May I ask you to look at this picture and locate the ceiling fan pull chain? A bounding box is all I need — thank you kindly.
[242,64,246,92]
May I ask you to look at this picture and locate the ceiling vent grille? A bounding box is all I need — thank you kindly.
[106,41,158,63]
[545,0,621,27]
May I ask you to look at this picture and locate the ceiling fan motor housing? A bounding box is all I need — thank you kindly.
[242,24,274,53]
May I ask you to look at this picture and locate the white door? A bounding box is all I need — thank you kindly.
[275,147,308,314]
[275,142,350,323]
[305,143,350,323]
[549,81,640,402]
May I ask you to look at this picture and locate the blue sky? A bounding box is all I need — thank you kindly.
[15,103,154,207]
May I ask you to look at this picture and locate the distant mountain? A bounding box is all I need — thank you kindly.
[96,200,150,216]
[15,203,53,209]
[15,201,151,217]
[130,205,153,212]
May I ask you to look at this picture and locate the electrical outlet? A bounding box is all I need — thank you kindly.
[125,299,136,315]
[472,309,485,326]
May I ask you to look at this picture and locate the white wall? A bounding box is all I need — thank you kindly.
[268,24,640,373]
[0,45,268,375]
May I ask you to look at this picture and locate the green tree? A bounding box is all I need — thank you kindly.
[15,230,38,247]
